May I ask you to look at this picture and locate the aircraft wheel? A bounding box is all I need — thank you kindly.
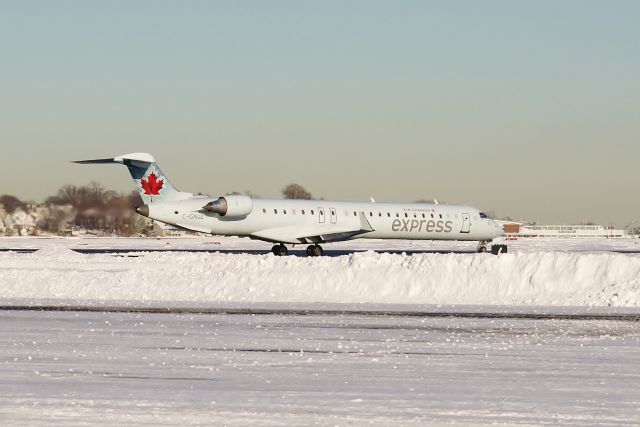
[307,244,323,257]
[272,244,288,256]
[477,246,487,253]
[491,244,507,255]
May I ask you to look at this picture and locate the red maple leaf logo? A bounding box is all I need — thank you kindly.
[141,172,164,196]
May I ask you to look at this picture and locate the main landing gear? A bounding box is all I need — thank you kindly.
[306,244,324,257]
[478,241,508,255]
[271,244,325,257]
[271,244,289,256]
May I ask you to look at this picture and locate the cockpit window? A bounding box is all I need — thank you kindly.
[479,212,488,219]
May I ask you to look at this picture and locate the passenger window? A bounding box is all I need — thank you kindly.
[422,213,425,218]
[262,208,266,213]
[311,210,314,215]
[283,209,287,214]
[396,213,399,217]
[302,210,305,215]
[387,213,391,217]
[439,214,442,219]
[370,212,373,217]
[405,213,408,218]
[274,209,278,214]
[431,214,434,218]
[413,214,417,218]
[379,212,382,217]
[354,211,357,216]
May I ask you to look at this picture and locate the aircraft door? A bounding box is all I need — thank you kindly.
[461,213,471,233]
[330,208,337,224]
[318,207,326,223]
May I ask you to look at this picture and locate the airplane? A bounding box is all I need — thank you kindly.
[75,153,507,256]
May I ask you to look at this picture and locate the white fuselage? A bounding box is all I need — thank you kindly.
[146,197,505,244]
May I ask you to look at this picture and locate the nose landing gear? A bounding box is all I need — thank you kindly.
[478,241,508,255]
[491,244,508,255]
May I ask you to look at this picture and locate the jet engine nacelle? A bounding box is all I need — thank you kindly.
[203,195,253,217]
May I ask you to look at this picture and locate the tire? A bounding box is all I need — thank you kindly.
[308,245,323,257]
[491,244,507,255]
[273,245,288,256]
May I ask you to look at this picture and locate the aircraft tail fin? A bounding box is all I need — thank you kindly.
[73,153,192,204]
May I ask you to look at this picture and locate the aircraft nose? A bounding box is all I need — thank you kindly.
[135,204,149,217]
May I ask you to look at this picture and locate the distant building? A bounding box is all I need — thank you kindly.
[498,221,628,239]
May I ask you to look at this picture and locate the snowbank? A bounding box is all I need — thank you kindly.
[1,248,639,307]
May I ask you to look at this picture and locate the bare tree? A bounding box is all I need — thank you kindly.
[282,183,313,200]
[0,195,26,214]
[47,182,114,211]
[46,183,147,235]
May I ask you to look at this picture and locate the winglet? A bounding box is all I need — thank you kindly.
[358,212,374,232]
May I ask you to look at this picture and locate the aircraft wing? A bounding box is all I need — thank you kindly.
[250,212,374,244]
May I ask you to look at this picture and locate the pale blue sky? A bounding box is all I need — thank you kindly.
[1,1,639,225]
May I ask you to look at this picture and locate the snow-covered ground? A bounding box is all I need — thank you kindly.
[1,236,640,307]
[2,237,640,426]
[1,310,639,426]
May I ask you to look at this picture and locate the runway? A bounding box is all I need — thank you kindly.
[1,304,639,321]
[0,247,476,256]
[3,247,640,256]
[1,308,639,426]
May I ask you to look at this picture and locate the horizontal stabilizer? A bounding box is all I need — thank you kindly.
[73,153,156,165]
[72,158,118,164]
